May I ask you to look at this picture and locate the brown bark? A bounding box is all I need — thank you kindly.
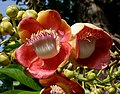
[75,0,110,32]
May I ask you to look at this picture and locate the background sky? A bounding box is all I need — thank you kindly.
[0,0,28,16]
[0,0,28,52]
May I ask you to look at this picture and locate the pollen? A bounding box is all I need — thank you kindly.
[27,29,60,59]
[50,85,66,94]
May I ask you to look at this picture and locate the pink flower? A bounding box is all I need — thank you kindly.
[15,10,71,79]
[39,75,85,94]
[70,23,113,69]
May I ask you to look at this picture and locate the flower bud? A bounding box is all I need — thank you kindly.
[96,88,102,94]
[0,12,2,20]
[0,53,10,66]
[0,21,12,35]
[113,71,120,78]
[86,72,96,81]
[6,5,19,18]
[22,10,38,19]
[2,17,10,22]
[16,10,25,21]
[64,69,74,78]
[108,87,116,94]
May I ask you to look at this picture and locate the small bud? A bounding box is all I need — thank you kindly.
[0,21,12,35]
[6,5,19,18]
[108,87,116,94]
[2,17,10,22]
[16,10,25,21]
[64,69,74,78]
[86,72,96,81]
[22,10,38,19]
[0,12,2,20]
[96,88,102,94]
[0,53,10,66]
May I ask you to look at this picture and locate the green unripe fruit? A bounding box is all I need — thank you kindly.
[0,21,12,35]
[2,17,10,22]
[87,72,96,81]
[0,12,2,20]
[108,87,116,94]
[22,10,38,19]
[0,53,10,66]
[6,5,19,18]
[16,10,25,21]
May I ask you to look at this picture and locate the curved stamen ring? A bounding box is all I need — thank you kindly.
[27,29,60,59]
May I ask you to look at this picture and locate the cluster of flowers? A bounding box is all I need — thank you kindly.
[15,9,112,94]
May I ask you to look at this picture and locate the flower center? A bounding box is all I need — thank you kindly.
[50,85,66,94]
[27,29,60,59]
[78,39,96,59]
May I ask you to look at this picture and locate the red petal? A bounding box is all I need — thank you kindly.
[28,43,71,79]
[37,10,61,31]
[76,47,110,69]
[58,19,72,42]
[28,58,56,79]
[76,23,112,49]
[40,75,85,94]
[15,44,38,67]
[18,17,43,42]
[71,23,112,69]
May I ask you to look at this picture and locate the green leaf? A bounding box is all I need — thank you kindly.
[0,74,13,90]
[1,90,39,94]
[6,64,23,70]
[0,68,41,91]
[3,42,21,52]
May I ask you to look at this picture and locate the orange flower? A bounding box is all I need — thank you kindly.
[70,23,112,69]
[15,10,71,79]
[39,75,85,94]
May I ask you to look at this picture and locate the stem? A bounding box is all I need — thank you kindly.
[97,69,102,77]
[11,18,18,37]
[96,84,105,88]
[0,32,15,45]
[93,84,97,93]
[0,38,9,45]
[82,67,86,88]
[32,0,37,10]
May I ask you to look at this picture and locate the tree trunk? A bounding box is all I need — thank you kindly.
[75,0,110,33]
